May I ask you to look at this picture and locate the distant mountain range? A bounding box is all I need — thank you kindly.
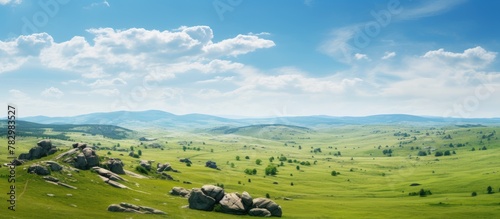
[16,110,500,129]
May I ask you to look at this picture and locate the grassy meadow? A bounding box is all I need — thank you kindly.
[1,124,499,218]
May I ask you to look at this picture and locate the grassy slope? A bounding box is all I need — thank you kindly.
[0,125,499,218]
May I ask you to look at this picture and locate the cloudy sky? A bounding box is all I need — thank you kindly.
[1,0,499,118]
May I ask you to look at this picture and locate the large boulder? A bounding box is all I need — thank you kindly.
[219,192,247,215]
[28,146,45,160]
[188,188,216,211]
[241,191,253,211]
[157,163,172,172]
[170,187,190,197]
[73,148,99,170]
[140,160,151,171]
[252,198,282,217]
[248,208,272,217]
[108,204,126,212]
[72,143,87,149]
[18,140,56,161]
[201,185,225,203]
[106,158,125,174]
[28,164,50,176]
[45,161,63,171]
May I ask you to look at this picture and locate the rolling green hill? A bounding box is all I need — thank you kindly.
[1,121,499,218]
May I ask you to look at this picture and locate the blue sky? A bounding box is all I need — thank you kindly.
[1,0,499,118]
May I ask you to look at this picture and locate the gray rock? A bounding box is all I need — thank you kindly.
[108,204,126,212]
[219,192,246,215]
[140,160,151,171]
[74,153,88,169]
[18,153,30,160]
[43,176,59,182]
[161,172,174,180]
[48,148,58,155]
[10,159,24,166]
[107,158,125,174]
[29,146,45,160]
[188,188,216,211]
[201,185,225,203]
[37,140,52,150]
[252,198,282,217]
[248,208,272,217]
[73,148,99,170]
[241,191,253,211]
[120,202,140,210]
[45,161,63,171]
[170,187,190,197]
[157,162,173,172]
[28,164,50,176]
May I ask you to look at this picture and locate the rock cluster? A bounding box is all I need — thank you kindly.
[175,185,282,217]
[18,140,57,161]
[107,202,165,214]
[106,158,125,174]
[74,148,100,170]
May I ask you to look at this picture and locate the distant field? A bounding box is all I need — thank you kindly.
[1,123,499,218]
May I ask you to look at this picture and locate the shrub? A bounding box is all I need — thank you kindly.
[331,171,338,176]
[265,165,278,175]
[265,193,270,198]
[135,165,149,175]
[471,191,477,197]
[255,159,262,165]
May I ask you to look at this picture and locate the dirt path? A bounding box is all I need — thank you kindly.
[18,180,29,199]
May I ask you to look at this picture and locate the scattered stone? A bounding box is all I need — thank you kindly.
[188,188,216,211]
[43,176,59,182]
[140,160,151,171]
[170,187,191,197]
[160,172,174,180]
[45,161,63,171]
[67,194,73,197]
[157,162,174,172]
[248,208,272,217]
[58,182,77,189]
[28,164,50,176]
[18,140,56,161]
[219,192,247,215]
[47,194,55,197]
[108,203,165,214]
[252,198,282,217]
[201,185,225,203]
[241,191,253,211]
[73,148,99,170]
[10,159,24,166]
[106,158,125,174]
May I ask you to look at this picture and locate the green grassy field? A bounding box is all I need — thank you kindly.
[1,124,499,218]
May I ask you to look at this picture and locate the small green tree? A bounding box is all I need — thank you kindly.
[471,191,477,197]
[296,165,300,171]
[236,156,240,161]
[265,165,277,175]
[138,150,142,156]
[256,159,262,165]
[331,171,337,176]
[245,156,250,159]
[487,186,493,194]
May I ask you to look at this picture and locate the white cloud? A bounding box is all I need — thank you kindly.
[354,53,369,60]
[382,51,396,60]
[0,0,21,5]
[0,33,53,73]
[41,87,64,98]
[397,0,467,21]
[422,46,496,68]
[85,0,110,9]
